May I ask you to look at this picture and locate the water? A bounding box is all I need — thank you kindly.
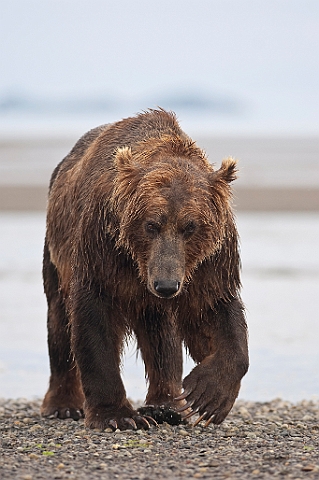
[0,212,318,402]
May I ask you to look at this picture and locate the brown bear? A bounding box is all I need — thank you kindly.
[41,108,248,430]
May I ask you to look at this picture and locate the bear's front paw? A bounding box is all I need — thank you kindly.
[175,362,242,426]
[84,405,158,431]
[138,405,184,426]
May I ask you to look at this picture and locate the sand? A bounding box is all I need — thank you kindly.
[0,184,318,211]
[0,135,318,211]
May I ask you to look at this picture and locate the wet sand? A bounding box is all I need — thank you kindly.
[0,135,318,211]
[1,210,318,402]
[0,184,318,211]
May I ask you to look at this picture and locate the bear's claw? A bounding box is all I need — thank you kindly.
[143,415,158,427]
[123,417,137,430]
[102,414,153,431]
[48,407,84,420]
[176,398,195,412]
[84,405,157,431]
[175,388,193,401]
[109,419,118,430]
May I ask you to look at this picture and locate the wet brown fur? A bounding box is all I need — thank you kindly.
[41,109,248,430]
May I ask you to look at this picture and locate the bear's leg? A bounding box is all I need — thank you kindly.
[134,307,185,425]
[41,240,85,420]
[70,287,155,431]
[177,297,249,426]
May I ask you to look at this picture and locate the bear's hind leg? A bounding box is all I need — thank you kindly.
[41,240,85,420]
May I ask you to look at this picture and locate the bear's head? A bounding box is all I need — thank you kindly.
[112,137,238,299]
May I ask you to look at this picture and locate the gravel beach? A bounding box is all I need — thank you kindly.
[1,398,318,479]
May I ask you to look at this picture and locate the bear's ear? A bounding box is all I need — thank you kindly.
[213,157,238,184]
[114,146,134,171]
[113,146,144,205]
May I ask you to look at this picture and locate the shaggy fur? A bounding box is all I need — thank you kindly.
[41,109,248,430]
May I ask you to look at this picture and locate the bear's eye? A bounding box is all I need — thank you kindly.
[145,221,161,236]
[183,221,197,238]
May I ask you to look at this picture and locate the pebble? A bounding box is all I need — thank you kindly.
[0,397,318,479]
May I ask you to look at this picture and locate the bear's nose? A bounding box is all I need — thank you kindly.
[154,280,180,298]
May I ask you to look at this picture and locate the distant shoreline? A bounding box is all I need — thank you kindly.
[0,185,318,212]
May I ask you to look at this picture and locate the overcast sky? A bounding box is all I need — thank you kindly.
[0,0,318,133]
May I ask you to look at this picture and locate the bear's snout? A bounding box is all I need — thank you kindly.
[154,280,181,298]
[146,235,185,299]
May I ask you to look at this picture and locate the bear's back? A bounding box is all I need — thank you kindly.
[50,110,188,191]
